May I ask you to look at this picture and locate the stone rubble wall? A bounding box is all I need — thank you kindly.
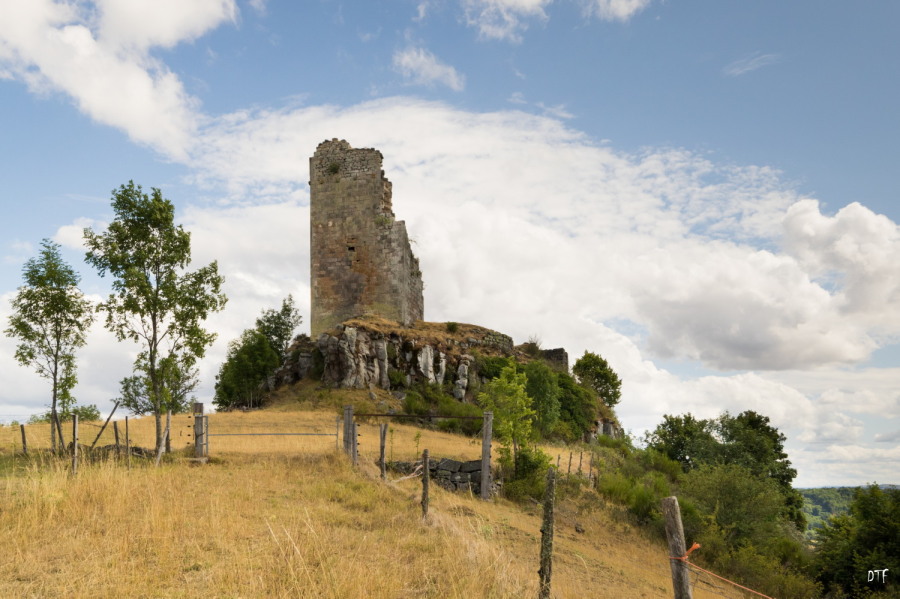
[389,457,498,496]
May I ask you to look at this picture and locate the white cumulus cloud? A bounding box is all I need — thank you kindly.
[393,46,466,91]
[0,0,232,160]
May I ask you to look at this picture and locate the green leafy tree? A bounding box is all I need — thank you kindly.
[523,360,560,437]
[214,329,281,411]
[84,182,226,452]
[647,410,805,531]
[572,351,622,407]
[644,413,717,471]
[684,462,787,548]
[477,361,535,470]
[815,485,900,598]
[556,371,600,441]
[255,294,303,361]
[5,239,94,451]
[119,354,199,417]
[717,411,805,530]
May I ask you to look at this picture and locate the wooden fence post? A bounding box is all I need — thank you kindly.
[578,451,583,476]
[125,416,131,469]
[481,411,493,500]
[71,415,79,476]
[421,449,430,519]
[113,421,121,458]
[342,405,353,455]
[379,423,388,480]
[589,452,594,484]
[538,467,557,599]
[567,452,573,477]
[336,417,340,452]
[351,421,358,466]
[194,413,205,458]
[661,496,694,599]
[20,424,27,456]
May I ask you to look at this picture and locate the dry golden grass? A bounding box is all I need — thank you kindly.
[0,407,749,598]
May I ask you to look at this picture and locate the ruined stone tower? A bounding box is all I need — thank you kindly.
[309,139,424,338]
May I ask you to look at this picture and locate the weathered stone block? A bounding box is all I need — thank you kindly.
[460,459,482,473]
[436,458,462,472]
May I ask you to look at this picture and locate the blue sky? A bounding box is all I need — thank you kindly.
[0,0,898,487]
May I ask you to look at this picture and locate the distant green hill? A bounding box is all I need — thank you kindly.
[800,487,856,541]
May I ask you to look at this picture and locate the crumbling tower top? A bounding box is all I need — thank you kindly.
[309,139,424,338]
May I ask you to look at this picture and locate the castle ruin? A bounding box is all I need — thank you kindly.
[309,139,424,338]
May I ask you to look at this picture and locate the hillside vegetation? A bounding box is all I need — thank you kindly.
[2,401,747,599]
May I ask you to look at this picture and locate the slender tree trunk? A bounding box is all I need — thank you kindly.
[165,410,172,453]
[512,438,519,478]
[154,410,163,453]
[51,366,58,453]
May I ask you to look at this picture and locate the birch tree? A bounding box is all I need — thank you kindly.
[5,239,94,451]
[84,181,226,452]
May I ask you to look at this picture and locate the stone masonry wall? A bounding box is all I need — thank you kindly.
[310,139,424,338]
[390,457,498,496]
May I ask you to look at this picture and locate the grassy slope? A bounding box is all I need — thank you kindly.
[0,387,742,598]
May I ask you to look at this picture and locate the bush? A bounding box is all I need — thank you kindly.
[402,391,428,416]
[500,445,551,502]
[435,394,483,435]
[549,420,578,443]
[638,448,682,482]
[476,355,510,381]
[388,368,406,389]
[399,382,483,435]
[310,347,325,380]
[445,322,459,334]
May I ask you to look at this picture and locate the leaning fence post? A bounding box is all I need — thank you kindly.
[71,415,79,475]
[662,496,694,599]
[90,400,120,449]
[379,423,388,480]
[421,449,430,519]
[538,467,557,599]
[480,411,493,500]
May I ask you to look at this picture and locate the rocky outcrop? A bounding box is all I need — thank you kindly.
[315,324,478,399]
